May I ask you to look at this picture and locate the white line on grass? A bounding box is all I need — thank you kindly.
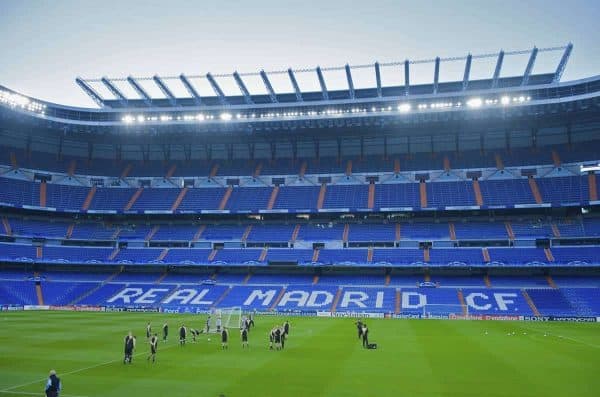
[551,334,600,349]
[518,325,600,349]
[0,343,179,394]
[0,391,88,397]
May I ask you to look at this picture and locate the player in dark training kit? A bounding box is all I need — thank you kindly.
[241,327,248,348]
[242,316,250,333]
[45,370,61,397]
[162,322,168,342]
[123,332,136,364]
[362,324,369,348]
[355,320,363,340]
[190,328,202,343]
[283,320,290,337]
[221,328,229,350]
[148,333,158,363]
[179,324,187,346]
[274,328,282,350]
[249,310,256,328]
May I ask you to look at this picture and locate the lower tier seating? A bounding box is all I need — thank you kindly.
[1,271,598,317]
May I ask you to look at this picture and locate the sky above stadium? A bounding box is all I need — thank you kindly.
[0,0,598,107]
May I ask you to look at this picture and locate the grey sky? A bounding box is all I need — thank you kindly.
[0,0,598,107]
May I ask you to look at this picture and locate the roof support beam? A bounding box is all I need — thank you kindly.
[153,75,177,106]
[101,77,128,105]
[553,43,573,83]
[345,64,355,100]
[433,57,440,94]
[491,50,504,88]
[127,76,152,106]
[521,46,538,86]
[260,70,278,103]
[75,78,105,108]
[233,72,253,105]
[374,62,382,97]
[462,54,472,91]
[316,66,329,101]
[206,73,228,105]
[287,68,303,102]
[179,74,202,105]
[404,60,410,96]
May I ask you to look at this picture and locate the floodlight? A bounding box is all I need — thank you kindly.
[580,164,600,172]
[398,104,411,113]
[466,98,483,108]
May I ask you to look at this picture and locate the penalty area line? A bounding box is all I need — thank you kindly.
[1,343,179,393]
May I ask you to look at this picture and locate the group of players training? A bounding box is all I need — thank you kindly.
[123,312,291,364]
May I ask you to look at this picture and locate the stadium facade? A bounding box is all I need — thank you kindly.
[0,44,599,320]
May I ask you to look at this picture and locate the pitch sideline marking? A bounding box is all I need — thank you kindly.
[0,391,88,397]
[0,343,179,393]
[518,324,600,349]
[549,333,600,349]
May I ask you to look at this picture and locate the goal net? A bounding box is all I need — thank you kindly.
[422,304,468,318]
[206,307,242,333]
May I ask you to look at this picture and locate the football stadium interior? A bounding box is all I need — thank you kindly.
[0,43,599,396]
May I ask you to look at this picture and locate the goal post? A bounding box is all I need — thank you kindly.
[422,304,468,318]
[206,307,242,333]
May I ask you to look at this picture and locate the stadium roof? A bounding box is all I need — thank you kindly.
[2,43,600,133]
[76,45,573,109]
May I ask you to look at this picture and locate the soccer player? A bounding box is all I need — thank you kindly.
[205,316,211,334]
[179,324,187,346]
[190,328,202,343]
[148,333,158,363]
[124,332,136,364]
[283,320,290,337]
[44,369,61,397]
[362,324,369,348]
[221,327,229,350]
[162,322,168,342]
[355,320,363,340]
[216,316,222,333]
[269,327,275,350]
[146,322,152,340]
[279,325,286,350]
[241,326,248,349]
[274,327,282,350]
[249,309,256,328]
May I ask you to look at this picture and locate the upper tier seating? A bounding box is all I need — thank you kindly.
[5,241,597,266]
[4,142,599,178]
[323,185,369,209]
[478,179,536,207]
[89,188,135,211]
[0,175,592,213]
[374,183,420,209]
[3,217,600,244]
[426,181,476,208]
[0,178,40,207]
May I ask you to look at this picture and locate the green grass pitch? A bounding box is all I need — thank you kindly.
[0,311,598,397]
